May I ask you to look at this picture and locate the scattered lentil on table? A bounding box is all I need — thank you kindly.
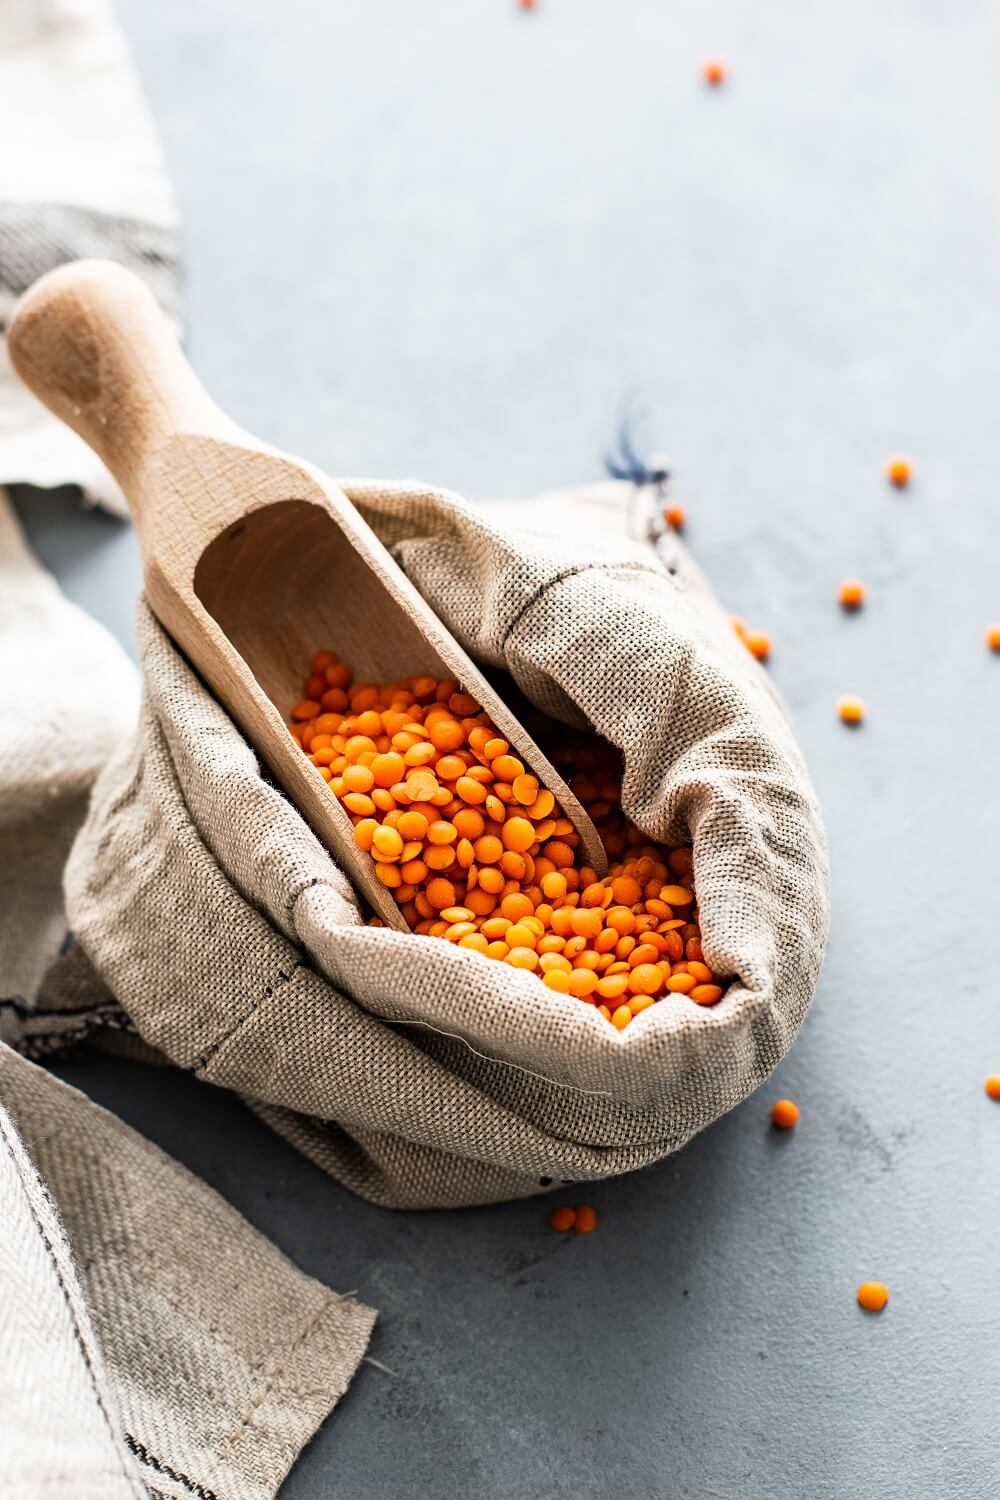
[702,57,727,86]
[770,1098,800,1129]
[885,454,912,488]
[838,578,866,610]
[288,650,726,1027]
[856,1281,890,1313]
[731,619,772,662]
[986,625,1000,654]
[837,694,865,726]
[745,631,771,663]
[548,1204,598,1234]
[663,503,686,532]
[573,1204,598,1233]
[985,1076,1000,1102]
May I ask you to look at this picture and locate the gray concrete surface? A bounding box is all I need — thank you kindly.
[13,1,1000,1495]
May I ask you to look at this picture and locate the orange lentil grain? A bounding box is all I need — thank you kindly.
[702,56,727,85]
[574,1204,598,1233]
[371,825,404,860]
[885,455,911,488]
[426,878,456,911]
[568,969,600,999]
[838,578,866,610]
[666,972,697,994]
[596,973,630,1001]
[857,1281,889,1313]
[745,632,771,663]
[628,964,663,996]
[569,908,603,940]
[291,698,321,721]
[543,969,571,992]
[770,1098,800,1129]
[984,1076,1000,1101]
[838,695,865,726]
[549,1204,576,1232]
[502,816,536,853]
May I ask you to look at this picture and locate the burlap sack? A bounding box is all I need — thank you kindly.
[65,479,829,1210]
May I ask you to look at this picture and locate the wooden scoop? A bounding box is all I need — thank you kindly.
[7,259,606,929]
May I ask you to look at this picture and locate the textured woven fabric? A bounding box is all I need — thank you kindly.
[0,1044,376,1500]
[0,1076,145,1500]
[0,491,374,1498]
[65,478,830,1209]
[0,494,139,1010]
[0,0,178,514]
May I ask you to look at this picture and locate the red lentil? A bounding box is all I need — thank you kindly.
[289,651,726,1029]
[745,632,771,663]
[837,695,865,726]
[856,1281,889,1313]
[838,578,866,610]
[985,1076,1000,1101]
[770,1098,800,1129]
[702,57,727,86]
[549,1205,576,1232]
[885,455,912,488]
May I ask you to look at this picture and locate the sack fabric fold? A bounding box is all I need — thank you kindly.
[64,479,830,1210]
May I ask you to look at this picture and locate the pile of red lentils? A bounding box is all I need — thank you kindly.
[288,651,724,1028]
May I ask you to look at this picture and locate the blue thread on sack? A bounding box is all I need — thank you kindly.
[604,416,670,493]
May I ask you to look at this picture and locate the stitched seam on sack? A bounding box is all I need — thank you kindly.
[209,1291,356,1480]
[0,1115,145,1499]
[124,1434,217,1500]
[499,559,666,650]
[191,961,303,1074]
[139,709,353,1012]
[391,985,768,1116]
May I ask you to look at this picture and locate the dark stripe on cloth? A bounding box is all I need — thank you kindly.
[0,201,178,328]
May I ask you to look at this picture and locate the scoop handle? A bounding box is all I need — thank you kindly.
[6,259,234,516]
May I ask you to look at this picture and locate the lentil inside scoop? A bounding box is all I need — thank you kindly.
[288,650,727,1027]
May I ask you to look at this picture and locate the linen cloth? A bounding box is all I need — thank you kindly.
[0,497,375,1500]
[0,0,178,513]
[0,4,374,1495]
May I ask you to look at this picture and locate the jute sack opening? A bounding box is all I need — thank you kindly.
[65,480,829,1209]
